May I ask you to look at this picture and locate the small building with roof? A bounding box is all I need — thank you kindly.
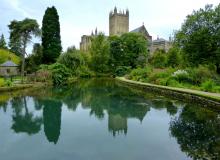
[0,60,19,77]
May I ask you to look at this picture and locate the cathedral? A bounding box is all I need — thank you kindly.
[80,7,172,53]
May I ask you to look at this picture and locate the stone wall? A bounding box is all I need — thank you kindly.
[117,78,220,110]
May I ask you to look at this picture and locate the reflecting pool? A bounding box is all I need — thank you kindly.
[0,79,219,160]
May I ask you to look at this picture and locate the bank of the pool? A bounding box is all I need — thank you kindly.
[0,83,49,93]
[116,77,220,109]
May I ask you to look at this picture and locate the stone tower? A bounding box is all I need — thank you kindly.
[109,7,129,36]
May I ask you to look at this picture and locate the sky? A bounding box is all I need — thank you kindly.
[0,0,219,53]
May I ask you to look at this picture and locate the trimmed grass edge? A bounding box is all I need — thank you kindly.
[116,77,220,108]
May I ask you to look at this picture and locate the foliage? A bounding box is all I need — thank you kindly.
[5,80,13,87]
[90,33,110,73]
[42,6,62,64]
[66,45,76,53]
[0,34,7,49]
[0,78,5,87]
[175,4,220,73]
[115,66,131,77]
[75,66,94,78]
[26,43,43,73]
[172,70,192,83]
[0,49,20,65]
[167,47,181,68]
[36,69,52,82]
[8,18,40,82]
[48,63,71,86]
[128,67,152,82]
[58,50,85,71]
[150,49,167,68]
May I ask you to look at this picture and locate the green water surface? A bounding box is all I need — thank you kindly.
[0,79,219,160]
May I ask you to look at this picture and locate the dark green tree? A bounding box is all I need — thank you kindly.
[8,18,40,82]
[42,6,62,64]
[0,34,7,49]
[109,33,148,70]
[175,4,220,72]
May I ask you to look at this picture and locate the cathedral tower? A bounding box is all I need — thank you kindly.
[109,7,129,36]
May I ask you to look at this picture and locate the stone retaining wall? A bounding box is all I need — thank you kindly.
[116,78,220,110]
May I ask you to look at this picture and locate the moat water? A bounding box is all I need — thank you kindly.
[0,78,219,160]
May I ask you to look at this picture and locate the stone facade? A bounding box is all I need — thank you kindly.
[109,7,129,36]
[80,28,98,52]
[0,60,19,77]
[151,37,172,54]
[79,7,172,54]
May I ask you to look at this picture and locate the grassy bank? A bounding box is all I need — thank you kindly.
[116,77,220,107]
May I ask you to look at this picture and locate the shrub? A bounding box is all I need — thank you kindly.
[0,78,5,87]
[58,50,85,71]
[201,79,216,92]
[48,63,71,86]
[172,70,192,83]
[36,70,52,82]
[166,47,181,68]
[115,66,131,77]
[5,80,13,87]
[75,66,94,78]
[129,67,152,81]
[148,71,170,84]
[187,65,214,85]
[150,49,167,68]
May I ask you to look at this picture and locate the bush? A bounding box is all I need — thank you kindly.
[75,66,94,78]
[167,47,181,68]
[36,69,52,82]
[187,65,214,85]
[58,50,85,71]
[201,79,216,92]
[5,80,13,87]
[48,63,71,86]
[115,66,131,77]
[172,70,192,83]
[0,78,5,87]
[150,50,167,68]
[129,67,152,81]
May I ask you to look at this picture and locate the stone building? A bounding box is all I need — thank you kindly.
[80,28,98,52]
[109,7,129,36]
[0,60,19,77]
[130,24,153,52]
[79,7,172,54]
[151,37,172,54]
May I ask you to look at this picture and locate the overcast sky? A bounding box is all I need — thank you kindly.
[0,0,219,52]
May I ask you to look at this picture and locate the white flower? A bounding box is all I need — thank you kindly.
[172,70,188,77]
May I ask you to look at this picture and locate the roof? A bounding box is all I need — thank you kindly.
[153,38,167,43]
[0,60,18,67]
[130,25,150,37]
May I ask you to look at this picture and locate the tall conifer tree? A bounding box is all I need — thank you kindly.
[42,6,62,64]
[0,34,7,49]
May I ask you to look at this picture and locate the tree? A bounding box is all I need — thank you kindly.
[0,34,7,49]
[42,6,62,64]
[8,18,40,82]
[90,33,110,73]
[175,4,220,73]
[58,49,85,71]
[109,33,148,70]
[150,49,167,68]
[167,47,181,68]
[26,43,43,73]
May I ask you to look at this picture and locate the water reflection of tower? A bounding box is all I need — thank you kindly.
[108,114,127,137]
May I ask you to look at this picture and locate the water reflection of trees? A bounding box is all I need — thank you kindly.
[170,105,220,159]
[11,97,42,135]
[43,99,62,144]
